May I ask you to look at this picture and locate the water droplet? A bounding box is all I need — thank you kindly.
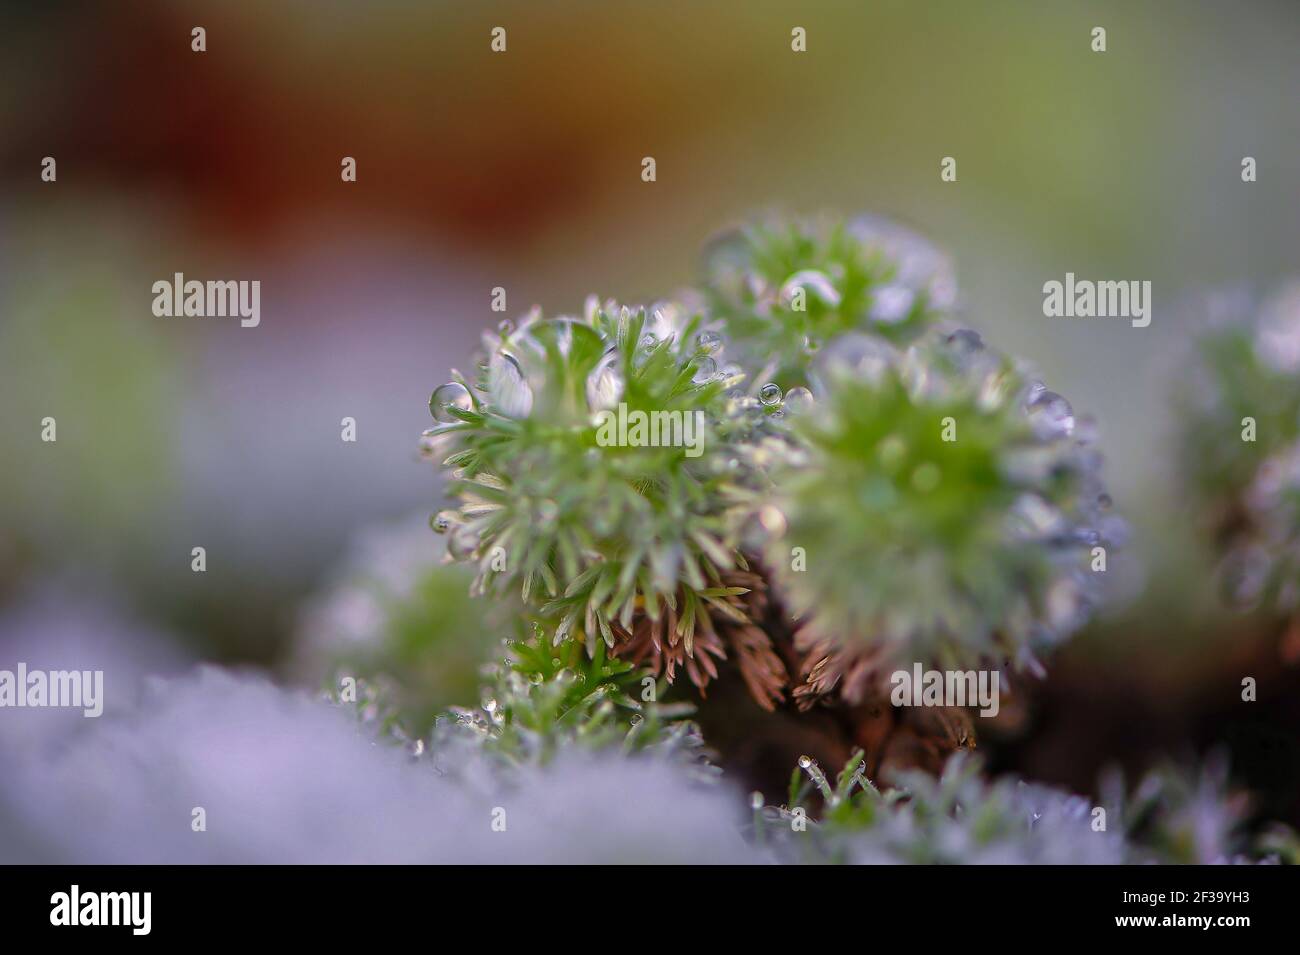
[1026,389,1075,439]
[814,332,896,384]
[869,284,915,324]
[750,791,764,810]
[848,216,957,309]
[741,505,788,549]
[977,366,1016,411]
[797,755,813,769]
[692,355,718,383]
[717,362,745,389]
[585,349,623,411]
[489,352,534,417]
[429,382,472,422]
[696,330,723,354]
[783,386,814,414]
[944,328,983,356]
[641,307,674,347]
[1097,513,1129,548]
[1071,527,1101,547]
[447,526,478,560]
[1009,493,1066,540]
[758,382,783,406]
[780,270,842,308]
[498,318,514,335]
[431,510,458,534]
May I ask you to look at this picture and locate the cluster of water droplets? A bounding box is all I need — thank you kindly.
[776,316,1121,657]
[436,303,757,431]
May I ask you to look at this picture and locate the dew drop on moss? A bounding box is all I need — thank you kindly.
[692,356,717,383]
[1026,389,1075,439]
[430,382,472,422]
[586,349,624,410]
[489,352,533,417]
[784,386,814,414]
[696,330,723,354]
[870,284,915,324]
